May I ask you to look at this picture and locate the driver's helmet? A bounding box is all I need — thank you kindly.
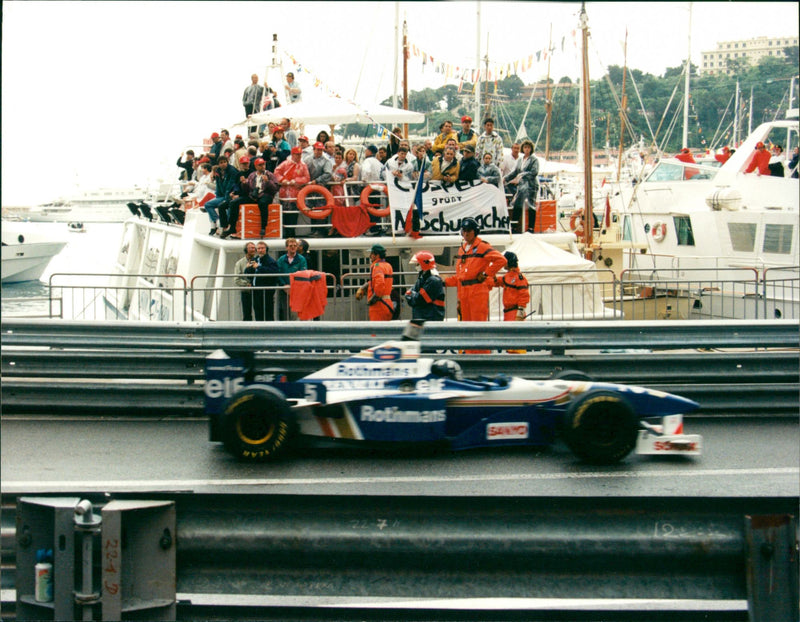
[410,251,436,271]
[430,359,464,380]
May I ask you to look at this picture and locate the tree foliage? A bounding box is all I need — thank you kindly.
[353,54,797,152]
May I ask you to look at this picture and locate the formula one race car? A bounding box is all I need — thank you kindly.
[204,322,702,464]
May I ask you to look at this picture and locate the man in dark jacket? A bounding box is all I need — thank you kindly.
[457,144,480,182]
[253,240,279,321]
[405,251,445,321]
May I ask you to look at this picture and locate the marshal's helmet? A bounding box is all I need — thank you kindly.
[460,217,480,235]
[410,251,436,270]
[504,251,519,269]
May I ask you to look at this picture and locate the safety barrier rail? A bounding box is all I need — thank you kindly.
[2,319,798,416]
[4,266,794,322]
[1,494,797,620]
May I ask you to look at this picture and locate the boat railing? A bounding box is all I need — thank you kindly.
[188,272,338,322]
[48,272,189,322]
[619,266,781,320]
[17,266,796,322]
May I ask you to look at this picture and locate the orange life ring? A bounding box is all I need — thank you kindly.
[359,184,390,217]
[296,185,334,219]
[569,210,585,238]
[651,221,667,242]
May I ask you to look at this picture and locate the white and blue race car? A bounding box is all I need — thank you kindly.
[205,323,702,464]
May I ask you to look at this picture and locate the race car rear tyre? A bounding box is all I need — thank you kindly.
[551,369,593,381]
[221,386,295,462]
[560,390,638,464]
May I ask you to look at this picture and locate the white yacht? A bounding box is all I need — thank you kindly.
[1,222,67,283]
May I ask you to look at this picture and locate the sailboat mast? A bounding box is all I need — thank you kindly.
[617,29,628,182]
[544,24,553,160]
[483,34,491,119]
[403,20,409,139]
[474,2,481,122]
[682,2,692,148]
[580,3,593,254]
[392,2,399,108]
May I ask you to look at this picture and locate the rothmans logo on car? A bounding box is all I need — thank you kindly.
[373,347,402,361]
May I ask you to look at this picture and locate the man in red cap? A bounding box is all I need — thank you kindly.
[675,147,698,179]
[457,115,477,152]
[714,145,732,165]
[297,135,312,158]
[274,146,311,235]
[745,141,771,175]
[209,132,222,162]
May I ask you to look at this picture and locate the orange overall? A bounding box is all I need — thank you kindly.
[497,268,530,321]
[445,237,507,321]
[367,259,394,321]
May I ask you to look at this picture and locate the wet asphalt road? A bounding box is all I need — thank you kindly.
[2,416,797,498]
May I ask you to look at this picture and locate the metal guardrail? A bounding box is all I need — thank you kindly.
[1,319,798,416]
[2,494,797,620]
[2,318,798,351]
[5,265,796,322]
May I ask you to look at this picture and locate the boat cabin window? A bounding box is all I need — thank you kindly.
[762,224,794,255]
[621,215,634,242]
[672,216,695,246]
[728,222,757,252]
[646,162,684,182]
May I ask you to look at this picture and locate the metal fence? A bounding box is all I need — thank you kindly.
[3,266,795,323]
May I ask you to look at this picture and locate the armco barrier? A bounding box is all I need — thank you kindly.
[1,494,798,620]
[1,319,798,416]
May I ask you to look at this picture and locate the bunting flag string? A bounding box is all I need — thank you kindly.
[405,31,575,88]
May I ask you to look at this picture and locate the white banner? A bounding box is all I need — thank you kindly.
[384,179,510,234]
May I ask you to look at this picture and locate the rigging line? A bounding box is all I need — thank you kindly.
[708,93,735,149]
[626,70,658,151]
[653,64,687,149]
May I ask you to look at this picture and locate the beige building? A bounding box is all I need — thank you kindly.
[700,35,798,76]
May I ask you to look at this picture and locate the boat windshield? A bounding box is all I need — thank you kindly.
[644,160,719,183]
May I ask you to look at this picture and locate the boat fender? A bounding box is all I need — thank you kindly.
[359,184,390,217]
[569,210,584,238]
[296,185,334,219]
[651,221,667,242]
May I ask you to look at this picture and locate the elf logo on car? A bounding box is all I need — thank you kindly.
[204,376,245,399]
[487,422,529,440]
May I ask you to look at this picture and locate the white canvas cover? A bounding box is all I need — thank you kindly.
[491,233,614,320]
[247,97,424,127]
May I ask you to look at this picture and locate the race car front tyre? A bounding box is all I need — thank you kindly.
[221,386,295,461]
[560,390,638,464]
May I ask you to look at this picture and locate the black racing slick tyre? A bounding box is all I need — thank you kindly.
[551,369,593,381]
[560,390,638,464]
[222,386,295,462]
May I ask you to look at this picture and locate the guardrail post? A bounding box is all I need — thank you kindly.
[745,514,799,621]
[101,500,176,621]
[73,500,101,620]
